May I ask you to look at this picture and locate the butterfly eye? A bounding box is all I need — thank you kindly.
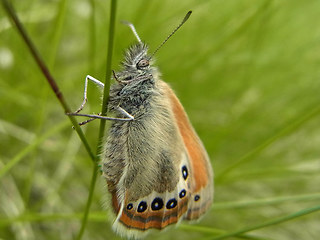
[136,59,149,69]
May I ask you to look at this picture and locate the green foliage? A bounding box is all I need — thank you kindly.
[1,0,320,239]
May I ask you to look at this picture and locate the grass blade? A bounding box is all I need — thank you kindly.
[210,204,320,240]
[76,0,117,239]
[216,105,320,182]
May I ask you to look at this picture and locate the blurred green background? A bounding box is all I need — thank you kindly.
[1,0,320,239]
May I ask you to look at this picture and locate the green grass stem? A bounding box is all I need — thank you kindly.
[75,0,117,239]
[210,204,320,240]
[216,104,320,183]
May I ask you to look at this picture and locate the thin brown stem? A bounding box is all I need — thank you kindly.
[1,0,96,161]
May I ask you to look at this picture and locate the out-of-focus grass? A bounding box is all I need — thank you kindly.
[1,0,320,240]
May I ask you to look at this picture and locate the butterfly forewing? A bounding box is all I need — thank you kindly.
[165,82,214,220]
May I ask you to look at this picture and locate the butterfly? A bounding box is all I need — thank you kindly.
[70,11,213,239]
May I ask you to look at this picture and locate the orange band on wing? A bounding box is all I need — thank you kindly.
[168,88,209,191]
[119,197,188,230]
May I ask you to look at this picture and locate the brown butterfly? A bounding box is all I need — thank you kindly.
[70,11,213,239]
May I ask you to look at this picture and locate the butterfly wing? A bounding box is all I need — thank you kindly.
[164,81,214,220]
[102,80,213,238]
[114,151,191,234]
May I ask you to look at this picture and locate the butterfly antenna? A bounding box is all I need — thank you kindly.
[121,20,142,43]
[150,10,192,58]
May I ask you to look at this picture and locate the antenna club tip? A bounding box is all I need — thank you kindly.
[150,10,193,58]
[183,11,192,22]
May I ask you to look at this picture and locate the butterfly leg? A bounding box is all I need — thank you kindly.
[67,106,134,122]
[70,113,101,129]
[116,106,134,120]
[68,75,134,123]
[74,75,105,114]
[78,113,101,126]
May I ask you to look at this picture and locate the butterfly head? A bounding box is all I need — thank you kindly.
[123,43,153,71]
[116,43,156,84]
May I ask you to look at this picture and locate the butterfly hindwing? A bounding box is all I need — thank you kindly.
[111,152,191,238]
